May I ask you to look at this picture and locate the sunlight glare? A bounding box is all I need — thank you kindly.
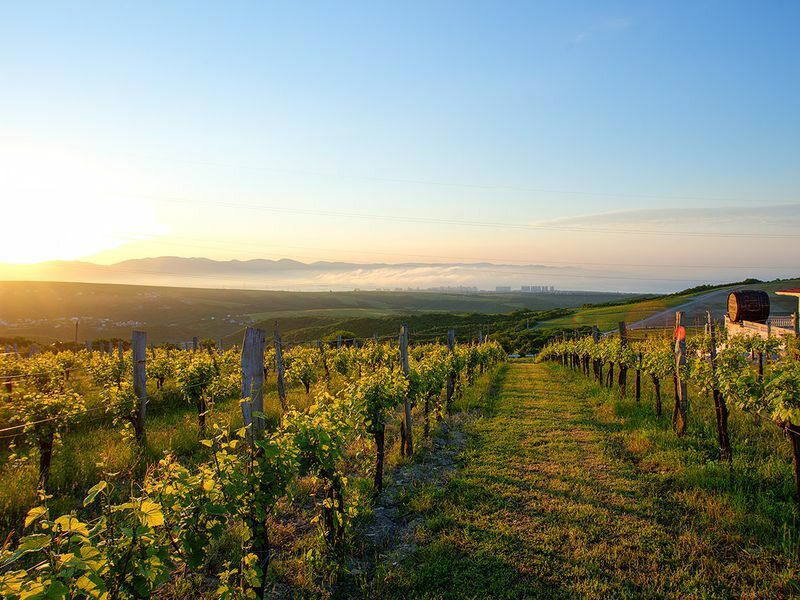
[0,143,166,264]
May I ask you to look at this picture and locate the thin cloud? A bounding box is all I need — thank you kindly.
[534,203,800,228]
[571,16,632,44]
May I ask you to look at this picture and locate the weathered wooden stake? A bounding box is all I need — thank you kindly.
[240,327,266,438]
[400,324,413,457]
[673,311,688,436]
[446,329,456,414]
[635,352,642,402]
[132,330,147,443]
[274,325,288,412]
[618,321,628,396]
[707,311,731,461]
[592,327,601,383]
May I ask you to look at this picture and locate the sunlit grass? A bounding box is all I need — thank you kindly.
[376,361,800,598]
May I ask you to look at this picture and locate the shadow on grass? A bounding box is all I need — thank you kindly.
[551,363,800,556]
[377,538,569,600]
[453,363,509,418]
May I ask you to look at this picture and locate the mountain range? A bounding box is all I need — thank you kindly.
[0,255,771,294]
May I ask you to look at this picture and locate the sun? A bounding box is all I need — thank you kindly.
[0,142,165,264]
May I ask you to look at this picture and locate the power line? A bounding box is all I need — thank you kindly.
[36,147,787,205]
[12,182,796,240]
[147,194,800,240]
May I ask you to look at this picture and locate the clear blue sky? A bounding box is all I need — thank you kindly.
[1,1,798,289]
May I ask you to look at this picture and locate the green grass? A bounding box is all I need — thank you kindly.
[539,294,693,330]
[371,361,800,598]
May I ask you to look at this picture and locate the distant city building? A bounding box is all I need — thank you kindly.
[424,286,479,294]
[496,286,512,293]
[519,285,557,293]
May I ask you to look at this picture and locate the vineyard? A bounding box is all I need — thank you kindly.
[538,313,800,491]
[3,311,800,598]
[0,328,504,598]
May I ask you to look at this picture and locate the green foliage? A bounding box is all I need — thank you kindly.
[0,337,505,597]
[284,346,321,394]
[351,366,408,435]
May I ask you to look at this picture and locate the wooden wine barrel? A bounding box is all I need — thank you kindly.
[727,290,770,323]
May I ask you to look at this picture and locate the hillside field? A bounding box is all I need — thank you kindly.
[537,278,800,332]
[0,280,640,345]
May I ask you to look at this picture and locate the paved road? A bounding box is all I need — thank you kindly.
[627,287,737,330]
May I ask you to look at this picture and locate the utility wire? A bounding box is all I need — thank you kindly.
[148,194,800,240]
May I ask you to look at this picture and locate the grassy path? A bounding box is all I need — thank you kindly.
[373,361,796,599]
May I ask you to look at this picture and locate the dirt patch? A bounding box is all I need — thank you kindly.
[335,417,469,597]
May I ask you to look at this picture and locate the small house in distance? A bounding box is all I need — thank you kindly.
[725,289,799,340]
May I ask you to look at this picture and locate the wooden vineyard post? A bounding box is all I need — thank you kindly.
[785,423,800,502]
[240,327,266,439]
[117,341,123,362]
[478,330,483,345]
[337,335,342,349]
[399,324,413,456]
[132,330,147,444]
[592,326,601,383]
[192,336,199,352]
[446,329,456,415]
[618,322,628,396]
[274,325,288,412]
[635,351,642,402]
[673,311,688,436]
[706,311,731,461]
[319,340,331,387]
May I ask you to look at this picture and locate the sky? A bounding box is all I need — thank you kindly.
[1,1,799,292]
